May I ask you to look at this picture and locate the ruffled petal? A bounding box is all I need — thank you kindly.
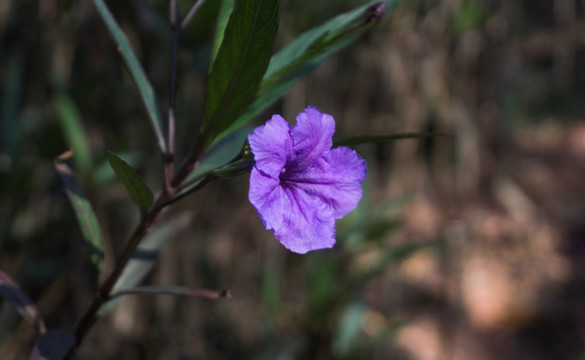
[283,146,367,218]
[249,168,336,254]
[273,186,336,254]
[248,106,368,254]
[288,106,335,172]
[248,115,292,178]
[249,168,284,229]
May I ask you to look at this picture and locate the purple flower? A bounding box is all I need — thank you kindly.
[248,106,367,254]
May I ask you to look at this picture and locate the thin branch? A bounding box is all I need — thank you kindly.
[163,173,215,209]
[171,139,206,188]
[181,0,206,29]
[170,0,177,23]
[70,0,211,352]
[165,109,176,191]
[165,2,181,192]
[73,192,169,345]
[110,286,232,300]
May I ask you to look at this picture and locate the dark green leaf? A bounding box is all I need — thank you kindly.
[55,94,92,174]
[173,127,250,202]
[219,1,391,140]
[200,0,280,147]
[29,329,75,360]
[260,1,386,93]
[111,285,231,300]
[187,126,250,183]
[92,152,140,186]
[210,0,235,66]
[106,151,153,216]
[55,151,104,269]
[333,132,452,147]
[0,270,46,334]
[92,0,166,153]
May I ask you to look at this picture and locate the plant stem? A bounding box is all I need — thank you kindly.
[171,140,205,188]
[181,0,206,29]
[72,0,210,350]
[73,192,170,345]
[165,1,181,192]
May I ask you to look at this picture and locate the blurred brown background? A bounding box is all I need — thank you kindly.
[2,0,585,359]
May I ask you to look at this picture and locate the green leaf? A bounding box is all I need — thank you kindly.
[110,285,231,300]
[91,0,166,153]
[106,151,153,216]
[333,132,452,147]
[55,94,92,175]
[29,329,75,360]
[92,152,140,186]
[0,270,46,334]
[200,0,280,147]
[261,1,386,93]
[110,213,192,295]
[218,1,391,140]
[55,151,104,269]
[332,302,367,356]
[174,126,250,202]
[98,213,192,316]
[210,0,235,66]
[187,126,250,183]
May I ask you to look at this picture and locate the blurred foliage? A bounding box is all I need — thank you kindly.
[2,0,585,359]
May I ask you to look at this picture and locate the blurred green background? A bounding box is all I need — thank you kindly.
[2,0,585,359]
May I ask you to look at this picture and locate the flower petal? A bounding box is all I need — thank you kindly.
[283,146,367,218]
[249,168,284,229]
[288,106,335,172]
[248,115,292,178]
[274,187,336,254]
[249,168,336,254]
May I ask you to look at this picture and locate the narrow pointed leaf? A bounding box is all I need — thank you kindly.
[333,132,452,147]
[28,329,75,360]
[91,0,166,153]
[0,270,46,334]
[97,213,192,316]
[332,302,367,356]
[261,1,387,93]
[200,0,280,147]
[55,151,104,269]
[55,94,92,174]
[92,151,139,186]
[175,127,250,202]
[106,151,153,216]
[111,213,192,294]
[187,126,250,182]
[210,0,236,66]
[111,285,231,300]
[218,1,392,140]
